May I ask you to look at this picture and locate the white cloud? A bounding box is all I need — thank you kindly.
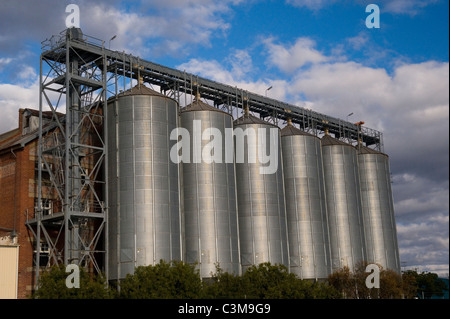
[0,0,239,58]
[178,58,235,84]
[286,0,439,16]
[393,174,449,213]
[346,31,370,51]
[287,61,391,123]
[79,0,237,57]
[263,37,328,73]
[177,56,289,103]
[0,81,39,134]
[0,70,60,135]
[227,49,254,80]
[380,0,440,16]
[0,57,13,70]
[285,0,338,10]
[288,60,449,137]
[397,214,449,276]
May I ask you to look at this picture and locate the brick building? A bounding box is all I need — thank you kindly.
[0,108,57,298]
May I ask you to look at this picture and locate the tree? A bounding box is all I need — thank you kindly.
[32,264,113,299]
[202,264,243,299]
[203,263,339,299]
[239,262,338,299]
[119,260,203,299]
[404,270,448,299]
[327,266,352,298]
[328,263,404,299]
[379,269,403,299]
[402,270,418,299]
[240,263,295,298]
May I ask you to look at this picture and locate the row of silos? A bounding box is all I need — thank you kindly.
[107,86,400,282]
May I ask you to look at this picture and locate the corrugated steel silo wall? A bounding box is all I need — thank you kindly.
[281,133,331,279]
[181,109,241,277]
[107,93,181,280]
[235,120,288,271]
[107,99,118,279]
[358,151,401,273]
[322,141,367,272]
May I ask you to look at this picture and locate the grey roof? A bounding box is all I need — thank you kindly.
[234,114,279,127]
[0,122,58,153]
[117,84,168,98]
[321,134,353,147]
[0,108,63,153]
[181,99,229,115]
[358,144,388,157]
[280,124,316,137]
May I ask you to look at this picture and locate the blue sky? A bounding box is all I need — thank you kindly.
[0,0,449,276]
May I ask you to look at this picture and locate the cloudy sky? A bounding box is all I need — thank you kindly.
[0,0,448,276]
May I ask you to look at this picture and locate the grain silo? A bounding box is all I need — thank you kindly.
[180,94,241,278]
[281,119,331,280]
[321,130,366,272]
[357,142,401,273]
[107,84,181,281]
[234,109,288,271]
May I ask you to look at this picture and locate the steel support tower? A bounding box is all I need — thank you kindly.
[27,28,109,287]
[27,28,384,288]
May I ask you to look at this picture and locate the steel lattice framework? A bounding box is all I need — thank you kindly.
[27,28,109,286]
[27,28,383,287]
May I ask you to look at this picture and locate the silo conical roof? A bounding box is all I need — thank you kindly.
[321,134,352,147]
[181,98,229,115]
[234,113,278,127]
[280,123,315,137]
[118,84,168,98]
[358,144,388,157]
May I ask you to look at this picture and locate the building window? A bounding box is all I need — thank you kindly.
[34,198,53,216]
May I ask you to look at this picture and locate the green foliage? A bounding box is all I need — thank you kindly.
[402,270,448,299]
[401,270,418,298]
[118,261,339,299]
[327,262,447,299]
[327,266,352,298]
[42,261,449,300]
[119,260,203,299]
[203,262,339,299]
[32,264,113,299]
[328,262,405,299]
[202,264,243,299]
[241,263,307,298]
[379,269,404,299]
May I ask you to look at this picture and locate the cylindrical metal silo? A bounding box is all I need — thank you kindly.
[281,121,331,280]
[107,85,181,281]
[357,143,401,273]
[321,131,366,272]
[234,111,288,272]
[180,96,240,278]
